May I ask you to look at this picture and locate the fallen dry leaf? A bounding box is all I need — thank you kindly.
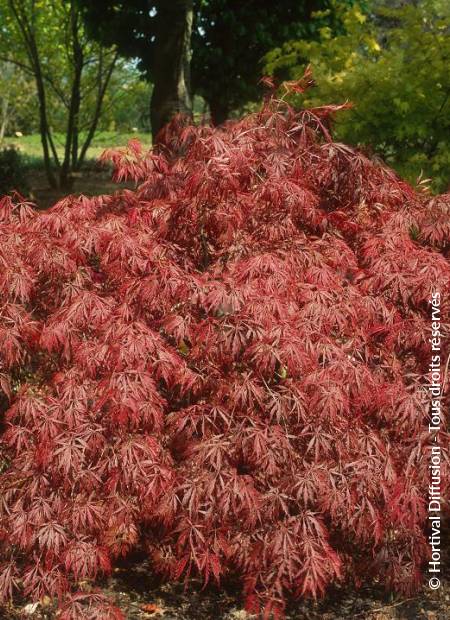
[140,603,163,614]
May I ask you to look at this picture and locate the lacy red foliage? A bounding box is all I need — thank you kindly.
[0,90,449,619]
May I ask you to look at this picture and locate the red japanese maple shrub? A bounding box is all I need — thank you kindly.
[0,86,449,619]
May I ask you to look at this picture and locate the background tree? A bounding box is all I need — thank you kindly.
[265,0,450,192]
[78,0,356,131]
[150,0,193,138]
[0,63,35,141]
[0,0,119,189]
[77,0,194,141]
[191,0,357,125]
[98,67,153,133]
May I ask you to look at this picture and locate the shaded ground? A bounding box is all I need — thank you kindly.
[91,558,450,620]
[1,555,448,620]
[26,165,135,210]
[4,130,149,208]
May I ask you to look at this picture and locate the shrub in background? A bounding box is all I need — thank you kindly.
[265,0,450,193]
[0,79,449,619]
[0,146,29,196]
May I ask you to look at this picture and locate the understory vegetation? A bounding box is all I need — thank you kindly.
[265,0,450,193]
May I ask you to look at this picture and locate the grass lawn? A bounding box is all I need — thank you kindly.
[7,130,151,160]
[3,131,151,209]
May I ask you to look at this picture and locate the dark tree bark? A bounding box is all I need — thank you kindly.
[150,0,193,142]
[209,98,230,126]
[60,2,83,190]
[7,0,58,188]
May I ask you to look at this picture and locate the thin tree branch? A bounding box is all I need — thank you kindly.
[77,49,119,167]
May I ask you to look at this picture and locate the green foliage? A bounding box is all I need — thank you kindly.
[191,0,356,122]
[0,0,152,187]
[78,0,357,123]
[265,0,450,192]
[94,64,152,133]
[0,147,28,195]
[0,63,150,138]
[0,63,37,137]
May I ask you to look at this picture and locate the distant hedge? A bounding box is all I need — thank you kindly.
[0,146,29,196]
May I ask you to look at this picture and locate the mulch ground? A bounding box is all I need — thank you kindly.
[1,553,448,620]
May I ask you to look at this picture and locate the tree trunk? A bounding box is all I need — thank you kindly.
[150,0,193,142]
[209,98,230,126]
[35,61,58,189]
[60,2,83,190]
[8,0,58,188]
[0,96,10,141]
